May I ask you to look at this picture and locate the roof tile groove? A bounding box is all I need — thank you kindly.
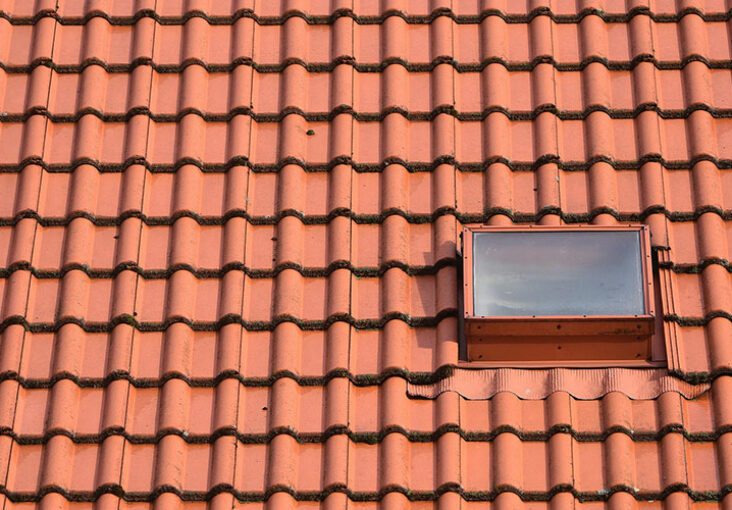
[1,1,732,508]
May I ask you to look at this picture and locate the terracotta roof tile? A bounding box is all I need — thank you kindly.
[1,1,732,509]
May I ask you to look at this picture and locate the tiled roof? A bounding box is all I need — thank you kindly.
[1,0,732,508]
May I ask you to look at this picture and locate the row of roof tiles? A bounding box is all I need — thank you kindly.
[3,0,732,21]
[0,165,731,217]
[5,115,732,165]
[0,264,724,326]
[7,70,732,118]
[0,438,725,499]
[0,384,729,500]
[3,15,732,70]
[0,320,723,383]
[2,381,730,440]
[0,220,729,272]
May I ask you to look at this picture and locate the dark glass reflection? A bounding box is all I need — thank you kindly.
[472,231,645,316]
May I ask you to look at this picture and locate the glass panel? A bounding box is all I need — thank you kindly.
[472,231,645,317]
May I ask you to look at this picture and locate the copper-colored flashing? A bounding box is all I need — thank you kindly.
[408,367,710,400]
[463,225,658,365]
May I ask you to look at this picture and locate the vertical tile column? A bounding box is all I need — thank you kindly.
[378,12,411,357]
[37,13,112,509]
[95,3,157,508]
[378,2,411,510]
[149,9,211,507]
[479,0,514,225]
[210,6,257,510]
[266,3,309,508]
[491,393,524,510]
[435,391,460,510]
[656,392,690,510]
[0,3,57,506]
[712,376,732,510]
[0,2,56,496]
[678,12,732,373]
[600,393,638,510]
[677,10,732,505]
[528,4,561,226]
[578,12,619,226]
[324,2,355,509]
[428,5,462,510]
[628,12,669,248]
[546,392,573,510]
[429,8,459,371]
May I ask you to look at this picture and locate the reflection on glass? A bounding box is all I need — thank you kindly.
[472,231,645,317]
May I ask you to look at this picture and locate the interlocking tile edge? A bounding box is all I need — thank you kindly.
[0,256,725,281]
[1,361,727,388]
[0,308,728,335]
[3,154,732,174]
[4,103,732,124]
[2,205,731,228]
[0,481,729,503]
[2,6,732,26]
[5,54,732,74]
[0,421,728,446]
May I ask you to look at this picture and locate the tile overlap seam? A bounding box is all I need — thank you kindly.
[0,422,726,445]
[0,363,728,387]
[6,54,732,74]
[0,309,459,333]
[0,256,723,280]
[1,205,730,227]
[0,365,455,388]
[1,6,731,26]
[0,308,726,334]
[5,103,732,123]
[0,481,728,503]
[4,154,732,173]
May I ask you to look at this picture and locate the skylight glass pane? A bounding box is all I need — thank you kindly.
[472,231,645,317]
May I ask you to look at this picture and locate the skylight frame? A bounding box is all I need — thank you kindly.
[462,224,657,365]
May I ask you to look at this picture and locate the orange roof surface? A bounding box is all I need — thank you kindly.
[2,0,732,509]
